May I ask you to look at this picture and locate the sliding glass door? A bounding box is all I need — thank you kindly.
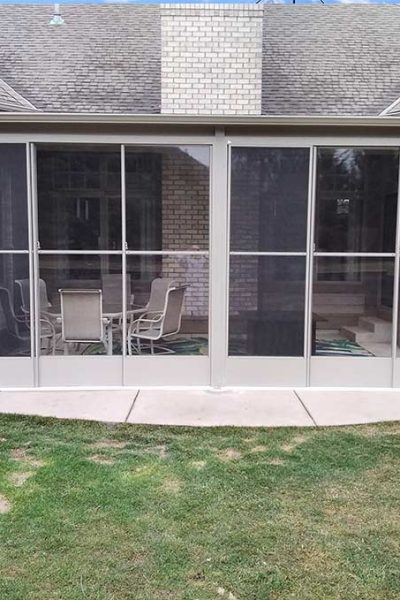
[33,142,210,387]
[0,144,33,387]
[35,144,123,385]
[227,143,400,388]
[226,146,311,385]
[123,145,210,386]
[310,148,399,386]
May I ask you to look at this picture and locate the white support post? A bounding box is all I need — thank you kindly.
[391,153,400,386]
[209,128,229,388]
[29,143,40,387]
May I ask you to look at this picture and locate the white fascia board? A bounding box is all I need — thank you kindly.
[1,113,400,127]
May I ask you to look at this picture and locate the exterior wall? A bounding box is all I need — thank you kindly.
[161,150,209,317]
[161,4,263,115]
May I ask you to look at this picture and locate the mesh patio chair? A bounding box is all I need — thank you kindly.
[127,285,186,355]
[101,274,133,308]
[128,277,176,322]
[15,278,51,319]
[101,274,133,336]
[15,278,59,352]
[59,289,112,355]
[0,287,56,355]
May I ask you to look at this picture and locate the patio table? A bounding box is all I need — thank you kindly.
[42,303,145,356]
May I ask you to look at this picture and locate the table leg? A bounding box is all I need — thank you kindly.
[107,325,113,356]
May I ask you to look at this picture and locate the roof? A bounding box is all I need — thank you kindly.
[262,5,400,117]
[0,4,399,117]
[0,5,161,113]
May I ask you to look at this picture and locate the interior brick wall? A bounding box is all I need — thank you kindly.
[161,149,209,317]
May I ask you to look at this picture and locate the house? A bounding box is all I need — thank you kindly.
[1,3,400,389]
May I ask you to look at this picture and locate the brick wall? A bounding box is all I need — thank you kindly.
[161,4,263,115]
[161,149,209,317]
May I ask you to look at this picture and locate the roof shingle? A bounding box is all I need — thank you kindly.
[262,5,400,116]
[0,4,161,113]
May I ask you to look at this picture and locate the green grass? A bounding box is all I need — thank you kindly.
[0,416,400,599]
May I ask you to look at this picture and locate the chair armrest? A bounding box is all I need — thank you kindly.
[39,315,56,338]
[137,311,164,322]
[128,311,164,336]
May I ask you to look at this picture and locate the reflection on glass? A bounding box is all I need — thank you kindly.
[230,148,309,252]
[0,255,30,356]
[315,148,399,253]
[125,146,210,251]
[313,258,393,357]
[229,257,306,356]
[126,254,209,355]
[37,145,121,250]
[39,255,122,356]
[0,144,28,250]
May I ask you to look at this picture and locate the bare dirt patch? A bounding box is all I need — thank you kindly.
[266,458,285,466]
[162,477,182,494]
[9,471,34,487]
[250,445,267,454]
[91,440,128,450]
[217,587,237,599]
[88,454,115,465]
[190,460,206,470]
[0,494,10,514]
[281,434,308,453]
[354,424,400,438]
[217,448,242,462]
[145,445,168,459]
[243,436,258,444]
[10,448,45,468]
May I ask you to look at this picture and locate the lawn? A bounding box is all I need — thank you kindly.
[0,416,399,599]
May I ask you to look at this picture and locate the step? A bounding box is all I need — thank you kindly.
[358,316,392,336]
[340,325,391,344]
[314,304,365,315]
[314,293,365,306]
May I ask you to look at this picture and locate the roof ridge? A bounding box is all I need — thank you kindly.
[0,78,38,112]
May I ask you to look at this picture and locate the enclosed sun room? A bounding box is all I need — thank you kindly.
[1,123,400,389]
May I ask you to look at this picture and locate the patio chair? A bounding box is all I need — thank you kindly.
[127,285,186,355]
[128,277,176,322]
[0,287,56,355]
[59,289,112,355]
[102,274,133,337]
[15,278,51,319]
[101,274,133,308]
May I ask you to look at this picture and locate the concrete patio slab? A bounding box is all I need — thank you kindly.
[0,390,137,423]
[128,389,313,427]
[297,389,400,426]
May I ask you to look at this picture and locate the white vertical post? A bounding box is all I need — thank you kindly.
[121,144,126,385]
[305,146,317,387]
[30,143,40,387]
[210,128,229,388]
[26,143,35,365]
[391,153,400,387]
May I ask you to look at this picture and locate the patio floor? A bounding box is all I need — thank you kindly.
[1,388,400,427]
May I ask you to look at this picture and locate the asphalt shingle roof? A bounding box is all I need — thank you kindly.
[262,5,400,116]
[0,4,161,113]
[0,5,399,116]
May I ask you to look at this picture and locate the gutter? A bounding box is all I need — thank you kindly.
[1,113,400,127]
